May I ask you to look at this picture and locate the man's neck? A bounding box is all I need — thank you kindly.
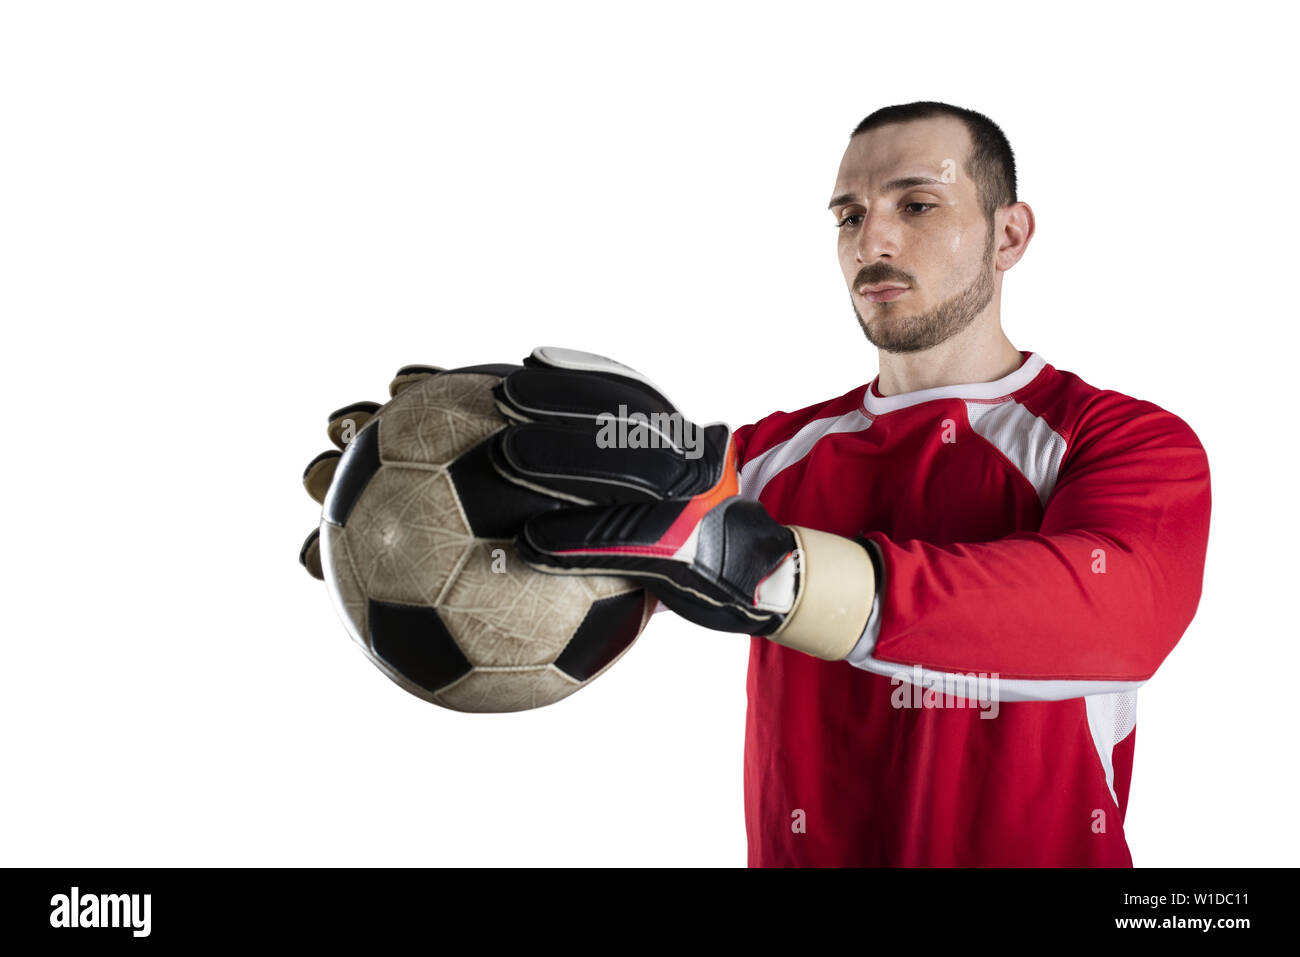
[875,322,1024,397]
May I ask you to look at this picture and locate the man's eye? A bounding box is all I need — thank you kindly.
[904,202,938,214]
[836,215,863,229]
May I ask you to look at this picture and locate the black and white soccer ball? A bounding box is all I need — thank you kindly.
[317,362,654,712]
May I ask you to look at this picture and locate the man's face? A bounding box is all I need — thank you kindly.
[829,116,997,354]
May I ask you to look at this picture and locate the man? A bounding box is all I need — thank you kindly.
[500,101,1211,866]
[731,101,1211,865]
[301,101,1211,866]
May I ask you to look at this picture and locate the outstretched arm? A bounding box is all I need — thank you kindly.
[846,396,1211,700]
[493,348,1210,704]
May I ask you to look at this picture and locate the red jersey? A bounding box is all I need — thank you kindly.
[733,352,1211,866]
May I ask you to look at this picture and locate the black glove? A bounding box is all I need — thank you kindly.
[491,348,878,658]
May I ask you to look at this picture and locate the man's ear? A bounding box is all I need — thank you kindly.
[995,201,1035,271]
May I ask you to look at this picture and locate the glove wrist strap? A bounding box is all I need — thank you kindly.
[766,526,877,660]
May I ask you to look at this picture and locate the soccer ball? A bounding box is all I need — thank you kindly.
[317,362,654,712]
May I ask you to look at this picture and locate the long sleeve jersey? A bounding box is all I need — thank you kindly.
[732,351,1211,866]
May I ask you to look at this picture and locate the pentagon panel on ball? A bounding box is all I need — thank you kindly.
[316,364,653,713]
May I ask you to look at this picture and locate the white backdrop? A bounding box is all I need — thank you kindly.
[2,0,1296,867]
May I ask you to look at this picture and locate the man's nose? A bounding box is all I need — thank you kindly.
[854,210,899,263]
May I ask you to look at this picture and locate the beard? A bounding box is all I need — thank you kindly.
[854,228,996,354]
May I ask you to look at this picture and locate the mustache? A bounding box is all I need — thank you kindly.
[855,265,914,287]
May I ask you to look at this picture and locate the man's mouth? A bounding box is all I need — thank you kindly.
[859,284,910,303]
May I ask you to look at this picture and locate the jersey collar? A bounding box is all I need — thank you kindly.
[862,352,1047,415]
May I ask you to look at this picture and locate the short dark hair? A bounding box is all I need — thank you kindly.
[850,101,1016,226]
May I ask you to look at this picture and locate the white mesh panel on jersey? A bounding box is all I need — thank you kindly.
[1085,690,1139,809]
[964,399,1069,506]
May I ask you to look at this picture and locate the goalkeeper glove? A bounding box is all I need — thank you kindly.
[491,347,878,660]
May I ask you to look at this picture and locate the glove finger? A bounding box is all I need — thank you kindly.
[518,502,687,568]
[299,528,324,580]
[326,401,382,449]
[517,503,772,633]
[495,366,686,426]
[492,421,732,503]
[518,471,742,572]
[303,449,341,504]
[523,347,674,404]
[389,364,446,398]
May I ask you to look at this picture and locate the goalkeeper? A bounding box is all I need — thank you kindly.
[492,101,1212,867]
